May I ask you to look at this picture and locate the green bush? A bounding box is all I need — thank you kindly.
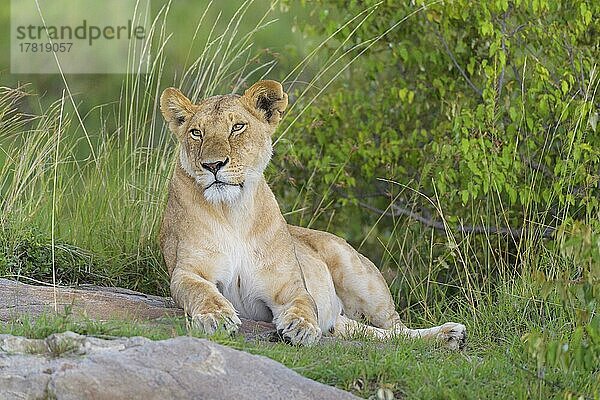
[523,221,599,378]
[275,0,600,387]
[278,0,599,243]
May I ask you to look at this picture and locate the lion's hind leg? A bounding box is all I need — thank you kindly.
[289,226,403,329]
[333,250,467,349]
[290,226,467,349]
[332,314,394,340]
[398,322,467,350]
[332,315,467,350]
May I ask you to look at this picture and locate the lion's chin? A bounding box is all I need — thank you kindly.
[203,183,243,204]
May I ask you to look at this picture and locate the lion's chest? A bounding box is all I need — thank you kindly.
[213,235,273,322]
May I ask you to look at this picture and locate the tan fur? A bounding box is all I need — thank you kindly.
[159,80,466,348]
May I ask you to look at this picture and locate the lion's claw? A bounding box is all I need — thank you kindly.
[277,316,321,346]
[191,311,242,335]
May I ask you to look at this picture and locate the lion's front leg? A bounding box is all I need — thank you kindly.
[171,268,241,335]
[265,279,322,346]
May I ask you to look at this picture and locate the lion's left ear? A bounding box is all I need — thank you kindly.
[160,87,194,128]
[241,80,288,125]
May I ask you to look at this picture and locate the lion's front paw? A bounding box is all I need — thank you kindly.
[277,314,322,346]
[437,322,467,350]
[191,310,242,336]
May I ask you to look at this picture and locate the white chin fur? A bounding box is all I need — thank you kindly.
[203,184,242,204]
[180,148,243,204]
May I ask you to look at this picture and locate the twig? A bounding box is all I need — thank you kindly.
[434,28,483,98]
[521,155,589,196]
[511,63,524,94]
[565,34,585,96]
[521,155,554,179]
[497,11,509,99]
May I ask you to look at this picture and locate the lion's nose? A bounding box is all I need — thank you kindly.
[201,157,229,174]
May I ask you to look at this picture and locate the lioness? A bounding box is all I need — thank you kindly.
[159,80,466,348]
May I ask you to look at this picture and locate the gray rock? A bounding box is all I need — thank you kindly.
[0,332,358,400]
[0,279,279,340]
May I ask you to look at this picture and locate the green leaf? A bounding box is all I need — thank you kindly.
[506,185,517,204]
[561,80,569,95]
[590,112,598,132]
[460,189,470,204]
[481,21,494,36]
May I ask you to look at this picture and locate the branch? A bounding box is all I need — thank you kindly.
[434,29,483,98]
[564,34,585,97]
[358,200,555,239]
[521,155,554,179]
[511,62,525,94]
[497,11,509,99]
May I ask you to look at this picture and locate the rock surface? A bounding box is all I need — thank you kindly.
[0,278,277,340]
[0,278,183,321]
[0,331,358,400]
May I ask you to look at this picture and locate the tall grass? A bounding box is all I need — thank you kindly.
[0,0,289,293]
[0,1,429,293]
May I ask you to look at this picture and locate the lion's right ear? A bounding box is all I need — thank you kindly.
[241,80,288,126]
[160,88,194,127]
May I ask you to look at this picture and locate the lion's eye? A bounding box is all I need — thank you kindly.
[189,129,203,140]
[231,123,246,134]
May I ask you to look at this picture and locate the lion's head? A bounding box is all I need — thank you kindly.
[160,80,288,204]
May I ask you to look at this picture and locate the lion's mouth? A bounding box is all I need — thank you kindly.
[206,180,244,190]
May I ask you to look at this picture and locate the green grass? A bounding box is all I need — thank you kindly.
[1,293,596,400]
